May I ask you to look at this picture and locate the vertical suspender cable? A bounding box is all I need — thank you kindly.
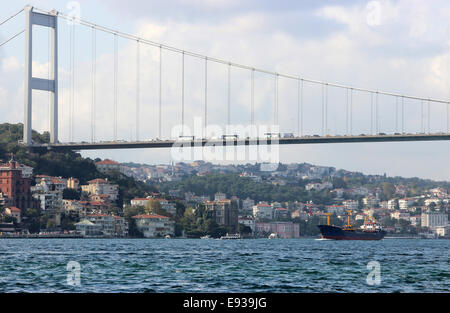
[228,63,231,127]
[325,84,328,135]
[395,97,398,133]
[275,74,279,125]
[71,21,75,142]
[48,26,51,133]
[402,96,404,133]
[297,78,300,136]
[251,69,255,126]
[274,74,277,126]
[421,100,424,133]
[350,88,353,135]
[376,91,379,134]
[159,46,162,139]
[370,92,373,135]
[447,103,450,134]
[114,33,118,141]
[300,79,303,137]
[181,51,185,136]
[321,84,324,136]
[136,40,140,141]
[204,57,208,137]
[68,21,72,142]
[92,27,96,142]
[346,88,349,135]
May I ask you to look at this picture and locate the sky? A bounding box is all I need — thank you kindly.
[0,0,450,181]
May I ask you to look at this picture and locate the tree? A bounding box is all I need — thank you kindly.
[128,218,144,238]
[145,199,170,216]
[382,182,396,200]
[63,188,81,200]
[238,224,252,235]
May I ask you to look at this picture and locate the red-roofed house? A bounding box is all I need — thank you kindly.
[274,207,289,220]
[4,207,21,223]
[0,159,34,211]
[132,214,174,238]
[253,202,273,220]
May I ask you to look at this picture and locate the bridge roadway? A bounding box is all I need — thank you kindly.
[27,133,450,152]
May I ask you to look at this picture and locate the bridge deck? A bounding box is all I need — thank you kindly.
[27,133,450,152]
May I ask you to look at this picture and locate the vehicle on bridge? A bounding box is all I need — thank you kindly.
[264,132,281,138]
[178,136,195,141]
[222,134,238,140]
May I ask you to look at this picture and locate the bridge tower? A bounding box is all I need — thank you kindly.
[23,6,58,145]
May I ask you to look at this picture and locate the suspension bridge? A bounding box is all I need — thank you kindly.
[1,6,450,153]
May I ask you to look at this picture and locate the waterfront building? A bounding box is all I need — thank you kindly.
[205,199,238,232]
[132,214,175,238]
[0,192,13,208]
[421,211,448,228]
[75,219,102,236]
[87,214,116,236]
[238,216,256,233]
[130,197,177,216]
[4,207,21,223]
[0,158,34,211]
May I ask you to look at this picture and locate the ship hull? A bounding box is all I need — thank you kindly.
[317,225,386,240]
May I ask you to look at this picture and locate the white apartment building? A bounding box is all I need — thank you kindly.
[398,198,415,211]
[81,178,119,201]
[214,192,227,201]
[253,203,274,220]
[342,200,358,211]
[421,211,448,228]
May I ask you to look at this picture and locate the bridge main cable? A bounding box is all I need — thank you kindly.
[32,6,450,106]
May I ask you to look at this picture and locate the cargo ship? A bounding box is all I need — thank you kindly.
[317,210,386,240]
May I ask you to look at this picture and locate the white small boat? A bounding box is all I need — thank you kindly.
[164,235,171,239]
[200,235,211,239]
[220,233,241,240]
[268,233,277,239]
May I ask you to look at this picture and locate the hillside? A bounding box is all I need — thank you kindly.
[0,123,156,204]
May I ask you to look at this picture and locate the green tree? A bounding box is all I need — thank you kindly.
[62,188,81,200]
[382,182,396,200]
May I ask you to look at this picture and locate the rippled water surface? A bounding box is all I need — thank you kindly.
[0,238,449,292]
